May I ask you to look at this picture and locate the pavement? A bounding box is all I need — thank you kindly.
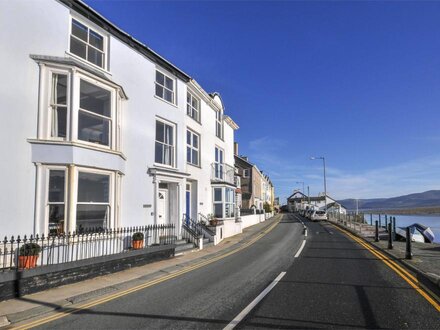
[328,217,440,290]
[0,214,284,328]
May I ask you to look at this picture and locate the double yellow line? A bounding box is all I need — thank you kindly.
[333,224,440,313]
[12,218,281,330]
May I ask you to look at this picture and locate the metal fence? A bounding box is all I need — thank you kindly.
[1,224,176,272]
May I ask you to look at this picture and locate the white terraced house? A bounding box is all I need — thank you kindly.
[0,0,240,246]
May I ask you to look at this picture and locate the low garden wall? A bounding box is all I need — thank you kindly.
[0,245,174,302]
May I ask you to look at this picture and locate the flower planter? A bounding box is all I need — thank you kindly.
[209,219,218,226]
[18,255,39,269]
[132,240,143,250]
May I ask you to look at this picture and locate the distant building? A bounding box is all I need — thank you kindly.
[287,191,346,214]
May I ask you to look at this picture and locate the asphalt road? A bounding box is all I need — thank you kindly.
[25,214,440,329]
[31,214,304,329]
[239,216,440,329]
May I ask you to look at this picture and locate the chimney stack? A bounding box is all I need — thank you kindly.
[234,142,238,156]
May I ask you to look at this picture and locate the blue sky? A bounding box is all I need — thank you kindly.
[84,0,440,202]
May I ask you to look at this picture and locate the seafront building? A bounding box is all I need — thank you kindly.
[0,0,240,241]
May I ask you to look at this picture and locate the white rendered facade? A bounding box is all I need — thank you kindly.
[0,0,238,238]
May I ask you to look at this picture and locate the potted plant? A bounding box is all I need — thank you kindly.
[18,243,41,269]
[132,232,144,249]
[207,214,218,226]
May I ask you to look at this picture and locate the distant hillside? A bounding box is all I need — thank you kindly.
[338,190,440,211]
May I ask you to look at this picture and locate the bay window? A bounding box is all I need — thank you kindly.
[77,172,110,231]
[48,169,66,234]
[40,66,120,150]
[212,187,236,219]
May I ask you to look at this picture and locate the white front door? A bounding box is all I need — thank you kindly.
[158,189,168,224]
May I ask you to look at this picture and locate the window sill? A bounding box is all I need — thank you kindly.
[154,95,178,108]
[65,51,112,76]
[187,116,202,126]
[153,163,178,170]
[27,139,126,160]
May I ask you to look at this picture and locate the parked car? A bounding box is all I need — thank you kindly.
[305,209,314,219]
[310,210,328,221]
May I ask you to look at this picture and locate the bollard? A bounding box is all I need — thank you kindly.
[370,213,373,226]
[379,214,381,229]
[405,226,412,259]
[388,223,393,249]
[375,220,379,242]
[392,217,396,241]
[385,215,388,233]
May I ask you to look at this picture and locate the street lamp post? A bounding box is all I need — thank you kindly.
[310,156,327,212]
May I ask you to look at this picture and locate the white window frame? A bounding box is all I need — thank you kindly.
[45,166,68,235]
[155,118,177,168]
[215,110,223,139]
[155,70,176,105]
[187,91,200,122]
[68,17,108,71]
[186,129,200,167]
[76,168,113,231]
[214,146,224,180]
[212,186,235,219]
[76,76,115,149]
[243,169,250,178]
[39,65,120,152]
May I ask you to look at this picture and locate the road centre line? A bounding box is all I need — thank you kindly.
[332,224,440,313]
[12,218,282,330]
[294,240,306,258]
[223,272,286,330]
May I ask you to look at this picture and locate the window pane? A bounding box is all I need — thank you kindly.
[70,36,87,59]
[214,188,222,202]
[165,77,173,90]
[76,204,108,231]
[187,93,191,103]
[165,125,173,145]
[156,121,164,142]
[53,74,67,105]
[48,205,65,234]
[187,146,191,163]
[214,204,223,218]
[78,111,110,145]
[155,84,164,98]
[80,80,111,117]
[155,142,164,163]
[187,104,192,116]
[89,29,104,50]
[156,71,164,85]
[193,134,198,148]
[72,19,88,41]
[53,106,67,138]
[77,172,109,203]
[192,149,198,165]
[192,98,198,109]
[49,170,65,202]
[87,46,103,68]
[164,89,173,103]
[163,145,173,165]
[187,130,191,145]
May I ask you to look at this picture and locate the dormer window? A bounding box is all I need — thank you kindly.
[70,18,106,69]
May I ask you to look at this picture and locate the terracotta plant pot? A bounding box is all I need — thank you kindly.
[18,255,39,269]
[209,219,218,226]
[132,240,143,250]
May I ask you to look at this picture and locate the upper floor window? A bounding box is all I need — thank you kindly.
[155,71,175,104]
[215,110,223,139]
[214,146,224,180]
[40,66,120,151]
[187,129,200,166]
[187,92,200,122]
[50,74,68,139]
[155,120,175,167]
[70,19,106,69]
[243,169,250,178]
[78,79,112,146]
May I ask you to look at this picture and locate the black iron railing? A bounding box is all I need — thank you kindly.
[182,216,204,247]
[0,224,175,272]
